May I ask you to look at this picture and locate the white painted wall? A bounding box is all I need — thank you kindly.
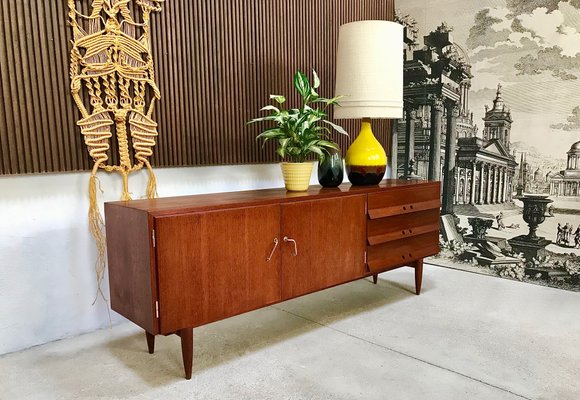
[0,164,315,355]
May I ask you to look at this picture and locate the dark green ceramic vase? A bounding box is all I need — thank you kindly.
[318,149,344,188]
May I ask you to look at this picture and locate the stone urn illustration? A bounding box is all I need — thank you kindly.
[468,217,494,239]
[509,195,553,261]
[520,195,553,240]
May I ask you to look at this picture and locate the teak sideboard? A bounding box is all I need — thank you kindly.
[104,180,441,379]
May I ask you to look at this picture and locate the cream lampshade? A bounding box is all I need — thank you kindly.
[334,20,404,185]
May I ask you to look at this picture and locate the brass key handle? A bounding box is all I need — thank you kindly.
[284,236,298,256]
[266,238,279,261]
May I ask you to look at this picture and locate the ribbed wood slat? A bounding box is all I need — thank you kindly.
[0,0,394,175]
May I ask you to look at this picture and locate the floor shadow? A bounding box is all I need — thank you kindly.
[105,275,420,383]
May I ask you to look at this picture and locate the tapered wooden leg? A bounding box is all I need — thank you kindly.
[414,259,424,295]
[180,328,193,380]
[372,274,378,284]
[145,331,155,354]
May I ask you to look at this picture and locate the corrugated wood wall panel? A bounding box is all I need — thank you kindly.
[0,0,394,175]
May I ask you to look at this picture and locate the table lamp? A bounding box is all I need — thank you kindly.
[334,20,404,185]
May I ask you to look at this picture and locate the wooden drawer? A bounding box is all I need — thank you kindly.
[368,209,440,245]
[368,184,440,219]
[367,231,439,273]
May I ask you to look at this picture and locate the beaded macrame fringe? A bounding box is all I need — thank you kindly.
[88,172,107,305]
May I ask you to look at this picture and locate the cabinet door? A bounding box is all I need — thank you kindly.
[155,205,281,333]
[280,195,366,300]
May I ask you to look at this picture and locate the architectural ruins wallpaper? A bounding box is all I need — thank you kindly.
[396,0,580,291]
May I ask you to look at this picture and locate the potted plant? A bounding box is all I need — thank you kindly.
[249,70,348,191]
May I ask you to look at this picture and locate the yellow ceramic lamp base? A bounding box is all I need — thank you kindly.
[281,162,314,191]
[345,120,387,185]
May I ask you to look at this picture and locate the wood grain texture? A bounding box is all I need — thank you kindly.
[367,231,440,274]
[154,205,282,334]
[368,209,440,245]
[180,328,193,380]
[414,259,424,295]
[0,0,394,175]
[145,331,155,354]
[0,0,91,174]
[108,180,436,216]
[280,195,367,300]
[104,204,158,334]
[367,183,441,219]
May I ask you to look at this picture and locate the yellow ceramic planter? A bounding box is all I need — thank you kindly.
[345,120,387,185]
[281,162,314,191]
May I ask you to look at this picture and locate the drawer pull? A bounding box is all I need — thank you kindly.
[266,238,279,262]
[367,222,440,246]
[368,199,441,219]
[284,236,298,256]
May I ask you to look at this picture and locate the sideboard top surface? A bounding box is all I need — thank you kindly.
[106,179,439,217]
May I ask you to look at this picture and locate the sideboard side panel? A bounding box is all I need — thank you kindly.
[105,204,157,334]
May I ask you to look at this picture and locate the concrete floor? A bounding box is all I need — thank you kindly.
[0,265,579,400]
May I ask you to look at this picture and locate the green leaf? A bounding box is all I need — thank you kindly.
[261,105,280,113]
[317,140,339,150]
[278,138,293,157]
[313,69,320,89]
[322,120,349,136]
[269,95,286,104]
[304,139,320,149]
[274,110,290,124]
[295,114,311,133]
[293,71,310,98]
[312,108,327,119]
[257,128,285,140]
[308,144,324,158]
[247,115,278,124]
[288,147,301,156]
[315,95,344,105]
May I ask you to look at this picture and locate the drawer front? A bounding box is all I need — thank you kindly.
[368,209,440,246]
[368,184,440,219]
[367,231,439,272]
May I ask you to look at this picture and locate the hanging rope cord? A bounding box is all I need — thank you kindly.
[68,0,163,307]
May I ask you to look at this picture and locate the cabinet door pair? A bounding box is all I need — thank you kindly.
[154,194,367,333]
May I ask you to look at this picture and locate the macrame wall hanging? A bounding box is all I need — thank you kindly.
[68,0,164,301]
